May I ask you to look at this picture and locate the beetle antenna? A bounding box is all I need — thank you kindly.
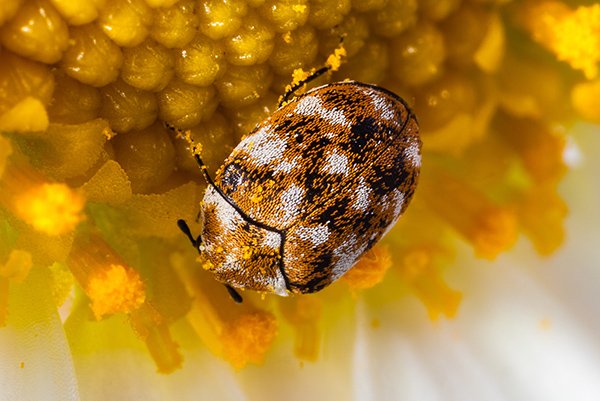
[278,36,346,107]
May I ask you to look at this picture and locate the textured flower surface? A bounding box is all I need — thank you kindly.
[0,0,600,400]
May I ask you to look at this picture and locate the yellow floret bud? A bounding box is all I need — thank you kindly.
[0,50,55,115]
[60,23,123,87]
[440,3,492,68]
[224,12,275,66]
[150,0,198,48]
[158,79,218,128]
[215,64,273,109]
[368,0,417,37]
[48,0,105,25]
[389,22,446,87]
[0,0,69,64]
[308,0,351,30]
[175,35,226,87]
[419,0,461,21]
[198,0,248,40]
[98,0,153,47]
[121,39,175,92]
[47,73,102,124]
[112,122,175,193]
[258,0,309,33]
[0,0,23,26]
[100,79,158,133]
[270,26,318,76]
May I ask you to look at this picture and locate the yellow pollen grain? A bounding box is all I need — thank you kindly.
[14,183,86,236]
[292,5,307,13]
[86,263,146,320]
[250,185,264,203]
[242,246,253,260]
[202,260,215,271]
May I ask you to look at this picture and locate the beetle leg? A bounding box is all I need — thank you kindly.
[225,284,243,303]
[177,219,201,249]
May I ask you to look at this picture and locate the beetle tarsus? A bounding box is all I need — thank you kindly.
[225,284,243,303]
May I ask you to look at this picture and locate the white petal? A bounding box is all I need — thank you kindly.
[0,268,80,401]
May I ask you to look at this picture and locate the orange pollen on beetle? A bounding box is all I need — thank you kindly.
[242,246,253,260]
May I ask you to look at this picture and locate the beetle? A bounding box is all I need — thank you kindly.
[178,73,421,302]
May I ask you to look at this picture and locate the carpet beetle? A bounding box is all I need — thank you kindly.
[179,80,420,302]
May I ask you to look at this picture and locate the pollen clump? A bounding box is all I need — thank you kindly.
[0,0,589,372]
[343,245,392,290]
[68,236,146,320]
[220,311,278,369]
[13,183,86,236]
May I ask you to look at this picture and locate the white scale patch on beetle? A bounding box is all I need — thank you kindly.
[365,89,396,121]
[240,125,288,166]
[280,184,304,225]
[331,234,369,280]
[203,186,243,233]
[272,155,299,174]
[352,177,371,211]
[382,189,406,237]
[323,150,350,175]
[404,140,421,168]
[295,224,330,247]
[295,95,351,128]
[263,230,281,250]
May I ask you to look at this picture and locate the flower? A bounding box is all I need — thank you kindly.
[1,0,599,400]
